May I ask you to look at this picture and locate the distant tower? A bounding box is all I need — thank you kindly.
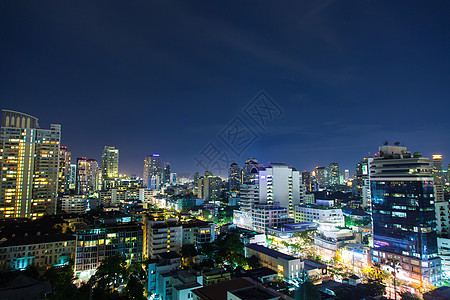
[102,146,119,189]
[329,162,340,186]
[143,154,162,188]
[162,163,171,185]
[58,146,72,194]
[228,163,241,192]
[242,158,259,185]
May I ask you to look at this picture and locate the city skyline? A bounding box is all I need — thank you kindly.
[1,1,449,175]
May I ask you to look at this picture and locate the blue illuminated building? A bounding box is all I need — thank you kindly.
[370,145,441,285]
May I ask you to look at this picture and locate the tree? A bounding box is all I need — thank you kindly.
[364,278,386,297]
[248,255,260,269]
[293,280,321,299]
[44,263,87,300]
[399,291,421,300]
[124,275,146,300]
[93,254,128,294]
[181,244,197,258]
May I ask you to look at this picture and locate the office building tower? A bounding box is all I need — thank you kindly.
[68,164,77,190]
[239,169,260,211]
[162,163,171,185]
[432,155,449,235]
[86,158,100,193]
[170,173,177,186]
[242,158,259,184]
[344,169,350,182]
[228,163,241,192]
[314,166,329,188]
[58,146,71,194]
[329,162,340,186]
[0,110,60,219]
[355,157,371,198]
[143,154,162,188]
[76,157,88,195]
[197,172,222,201]
[302,171,312,192]
[102,146,119,189]
[258,163,302,217]
[370,145,441,285]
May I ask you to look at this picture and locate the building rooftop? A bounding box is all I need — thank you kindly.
[192,277,255,300]
[157,251,181,260]
[240,267,277,279]
[423,286,450,300]
[230,285,281,300]
[0,232,75,247]
[245,243,298,261]
[174,281,201,291]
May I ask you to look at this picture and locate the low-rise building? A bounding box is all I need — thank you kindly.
[59,195,88,214]
[0,232,75,271]
[192,277,282,300]
[438,237,450,279]
[313,222,357,262]
[251,204,289,233]
[294,205,344,227]
[143,217,216,259]
[74,214,143,281]
[202,268,231,286]
[244,243,303,280]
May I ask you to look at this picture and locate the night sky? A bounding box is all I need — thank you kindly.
[1,1,449,177]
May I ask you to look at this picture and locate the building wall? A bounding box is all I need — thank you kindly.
[294,205,344,226]
[0,110,60,219]
[0,239,75,271]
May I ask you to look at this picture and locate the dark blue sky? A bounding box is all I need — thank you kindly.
[1,1,449,177]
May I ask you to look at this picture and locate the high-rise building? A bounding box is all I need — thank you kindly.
[228,163,241,192]
[170,173,177,186]
[355,157,371,198]
[302,171,312,192]
[68,163,77,190]
[344,169,350,182]
[329,162,340,186]
[102,146,119,189]
[76,157,88,195]
[370,145,441,285]
[143,154,162,188]
[258,163,302,217]
[242,158,259,185]
[197,172,222,201]
[0,110,61,219]
[162,163,171,186]
[86,158,100,193]
[432,155,449,236]
[58,146,71,194]
[314,166,329,188]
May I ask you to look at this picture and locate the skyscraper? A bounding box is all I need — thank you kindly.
[242,158,259,185]
[258,163,302,217]
[102,146,119,189]
[58,146,71,194]
[162,163,171,185]
[432,155,449,235]
[143,154,162,188]
[370,145,441,285]
[329,162,340,186]
[314,166,329,188]
[228,163,241,192]
[76,157,88,195]
[0,110,61,219]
